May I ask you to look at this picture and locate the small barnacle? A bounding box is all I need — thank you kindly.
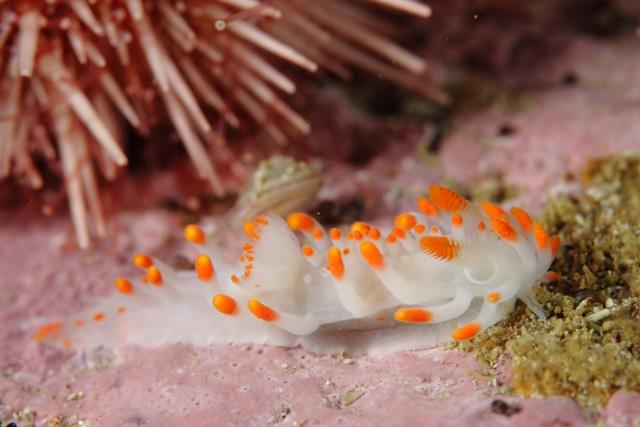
[586,307,611,322]
[230,156,324,227]
[9,407,36,427]
[490,399,521,416]
[324,385,367,409]
[66,391,85,401]
[266,404,291,425]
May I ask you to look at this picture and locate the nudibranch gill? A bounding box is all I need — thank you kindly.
[34,185,560,356]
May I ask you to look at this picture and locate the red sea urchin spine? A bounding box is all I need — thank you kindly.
[0,0,442,248]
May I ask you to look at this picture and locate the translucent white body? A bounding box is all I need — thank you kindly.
[36,186,558,356]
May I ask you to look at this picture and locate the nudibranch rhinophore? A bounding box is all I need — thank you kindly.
[34,185,560,356]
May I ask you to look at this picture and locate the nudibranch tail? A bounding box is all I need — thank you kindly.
[34,185,559,356]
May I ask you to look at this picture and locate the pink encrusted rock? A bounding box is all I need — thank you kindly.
[603,391,640,427]
[2,335,591,426]
[440,37,640,212]
[0,208,181,371]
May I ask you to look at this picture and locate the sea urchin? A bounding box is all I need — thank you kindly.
[0,0,442,248]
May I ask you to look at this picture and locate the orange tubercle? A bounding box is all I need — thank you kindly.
[414,224,425,234]
[115,277,134,295]
[184,224,205,245]
[287,212,315,231]
[510,207,533,232]
[452,323,480,340]
[93,312,105,321]
[327,247,345,280]
[212,294,237,315]
[303,245,315,257]
[312,228,324,240]
[351,222,370,235]
[417,197,439,216]
[254,215,269,225]
[532,221,548,249]
[451,212,463,228]
[359,241,384,269]
[369,228,381,240]
[428,185,468,212]
[491,218,517,241]
[478,221,486,231]
[247,299,277,321]
[394,213,417,230]
[147,266,163,286]
[481,201,507,219]
[133,253,153,269]
[394,308,433,323]
[487,291,501,303]
[243,221,258,240]
[33,321,62,342]
[545,271,559,282]
[330,228,342,240]
[195,254,215,281]
[420,236,460,261]
[392,227,406,239]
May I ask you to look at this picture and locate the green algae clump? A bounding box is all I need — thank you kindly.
[456,154,640,407]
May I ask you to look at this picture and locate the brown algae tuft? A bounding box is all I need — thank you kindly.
[455,154,640,407]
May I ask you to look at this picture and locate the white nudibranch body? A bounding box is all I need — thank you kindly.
[34,185,560,355]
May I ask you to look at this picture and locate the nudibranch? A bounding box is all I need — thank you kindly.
[34,185,560,355]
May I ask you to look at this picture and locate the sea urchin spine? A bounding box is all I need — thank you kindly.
[0,0,441,248]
